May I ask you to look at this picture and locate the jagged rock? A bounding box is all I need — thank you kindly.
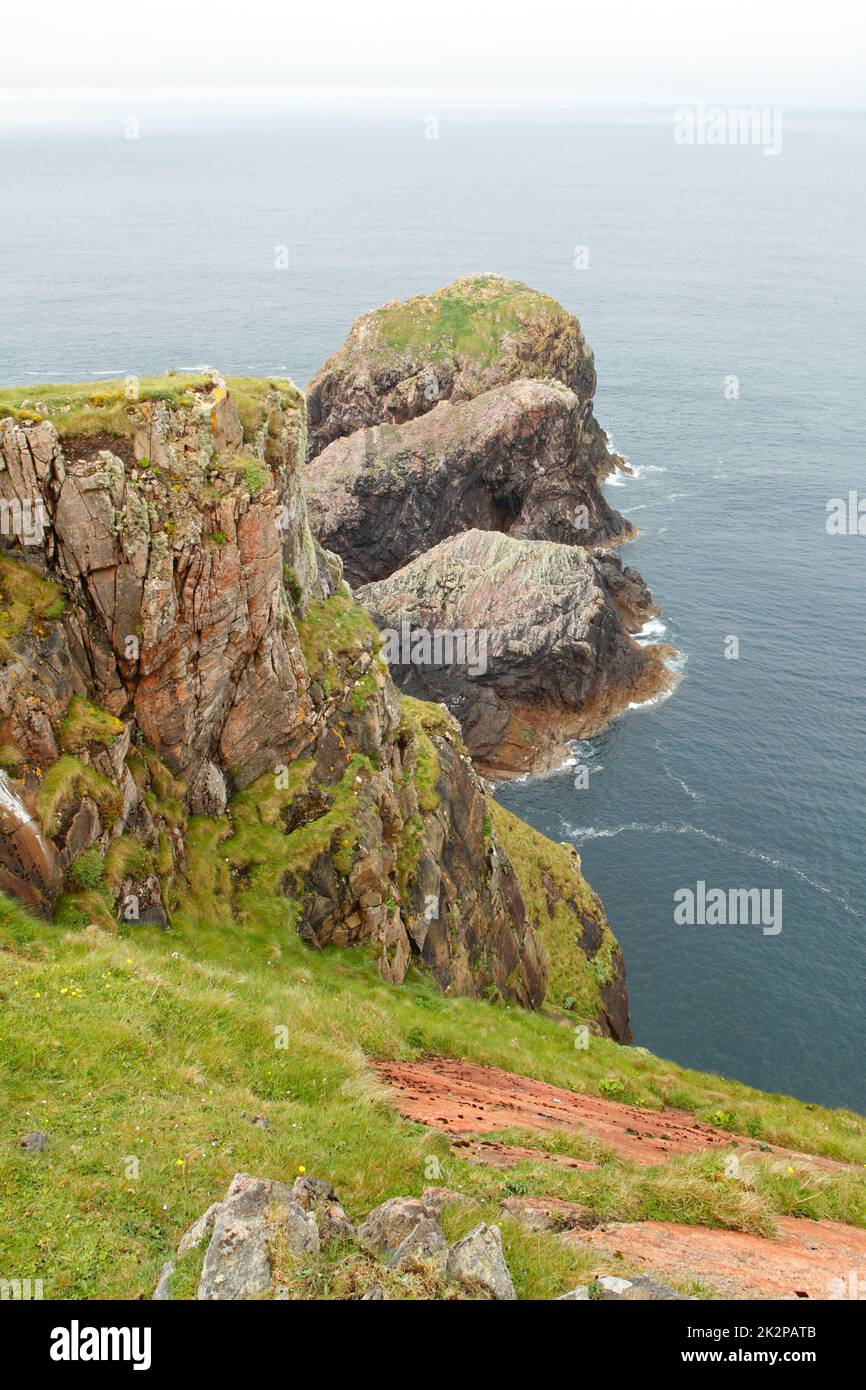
[596,1273,687,1301]
[1,388,314,793]
[359,529,670,778]
[387,1218,448,1273]
[196,1173,319,1301]
[189,760,227,817]
[61,798,102,865]
[138,903,169,927]
[306,274,599,457]
[0,772,61,913]
[304,379,628,588]
[361,1283,384,1300]
[557,1286,591,1300]
[358,1197,437,1254]
[291,1176,355,1243]
[152,1261,174,1300]
[445,1223,516,1300]
[177,1202,221,1255]
[592,549,658,628]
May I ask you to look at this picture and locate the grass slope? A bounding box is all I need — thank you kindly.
[1,892,864,1300]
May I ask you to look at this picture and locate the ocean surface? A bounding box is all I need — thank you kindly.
[1,103,864,1111]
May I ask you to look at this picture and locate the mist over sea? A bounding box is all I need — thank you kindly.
[2,103,864,1110]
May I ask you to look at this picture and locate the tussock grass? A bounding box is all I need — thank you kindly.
[0,554,65,662]
[489,799,619,1019]
[0,374,301,448]
[0,374,213,438]
[223,376,303,443]
[296,593,381,695]
[35,756,123,837]
[59,696,123,752]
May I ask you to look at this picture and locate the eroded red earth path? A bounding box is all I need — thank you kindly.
[376,1056,847,1171]
[570,1218,866,1300]
[376,1056,865,1299]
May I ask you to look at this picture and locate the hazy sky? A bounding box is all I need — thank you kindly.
[3,0,865,106]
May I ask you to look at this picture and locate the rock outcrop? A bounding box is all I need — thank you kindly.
[358,528,671,778]
[307,274,600,457]
[304,378,629,588]
[0,370,623,1025]
[1,383,315,801]
[156,1174,517,1301]
[197,1173,319,1301]
[302,275,672,778]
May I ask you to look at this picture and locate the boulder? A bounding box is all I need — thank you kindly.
[358,529,670,778]
[19,1130,48,1153]
[177,1202,221,1256]
[597,1273,687,1301]
[152,1261,174,1300]
[386,1218,448,1273]
[445,1222,517,1301]
[291,1176,355,1243]
[196,1173,319,1301]
[358,1196,436,1254]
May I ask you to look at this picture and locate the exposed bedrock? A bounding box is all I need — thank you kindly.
[306,273,600,458]
[303,379,630,588]
[357,529,671,779]
[0,376,628,1025]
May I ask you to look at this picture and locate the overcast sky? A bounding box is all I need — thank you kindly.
[3,0,865,106]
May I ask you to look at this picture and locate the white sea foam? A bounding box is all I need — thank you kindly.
[558,819,864,920]
[634,617,667,644]
[664,767,705,803]
[627,686,676,712]
[606,463,666,487]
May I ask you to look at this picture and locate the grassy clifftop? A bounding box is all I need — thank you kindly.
[0,373,301,443]
[2,889,865,1300]
[363,275,581,369]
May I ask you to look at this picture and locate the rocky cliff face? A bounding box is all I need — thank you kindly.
[306,274,600,457]
[0,372,628,1033]
[357,529,670,779]
[304,379,629,588]
[303,275,671,780]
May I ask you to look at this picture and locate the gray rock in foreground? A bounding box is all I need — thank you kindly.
[358,1196,438,1253]
[445,1223,517,1301]
[196,1173,319,1301]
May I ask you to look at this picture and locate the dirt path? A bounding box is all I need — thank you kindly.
[376,1056,847,1171]
[375,1056,865,1298]
[569,1218,866,1300]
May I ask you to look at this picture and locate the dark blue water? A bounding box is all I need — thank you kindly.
[2,107,864,1110]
